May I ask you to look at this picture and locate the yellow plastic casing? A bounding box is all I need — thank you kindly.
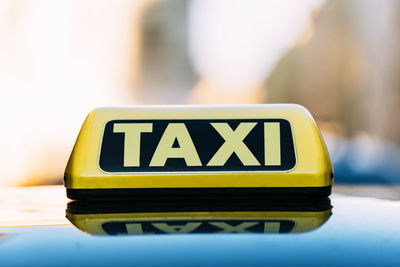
[64,104,333,190]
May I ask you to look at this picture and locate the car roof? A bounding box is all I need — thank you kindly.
[1,185,400,266]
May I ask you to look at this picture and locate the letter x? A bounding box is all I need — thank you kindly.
[207,122,260,166]
[209,222,259,233]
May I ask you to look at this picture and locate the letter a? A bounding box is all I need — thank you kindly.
[150,123,202,166]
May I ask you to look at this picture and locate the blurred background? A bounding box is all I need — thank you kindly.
[0,0,399,186]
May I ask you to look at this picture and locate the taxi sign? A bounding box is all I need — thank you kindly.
[64,104,333,199]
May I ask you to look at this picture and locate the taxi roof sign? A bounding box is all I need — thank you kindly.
[64,104,333,199]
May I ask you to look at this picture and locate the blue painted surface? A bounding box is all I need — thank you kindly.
[1,194,400,266]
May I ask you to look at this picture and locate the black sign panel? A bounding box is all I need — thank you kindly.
[99,119,295,172]
[102,220,295,235]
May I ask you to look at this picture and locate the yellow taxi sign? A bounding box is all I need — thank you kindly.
[64,104,333,199]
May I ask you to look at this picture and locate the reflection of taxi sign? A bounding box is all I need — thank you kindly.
[66,198,332,235]
[65,104,333,199]
[69,214,328,235]
[100,220,297,234]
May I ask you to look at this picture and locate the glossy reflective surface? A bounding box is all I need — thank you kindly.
[1,186,400,266]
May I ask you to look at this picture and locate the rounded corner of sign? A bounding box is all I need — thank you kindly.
[85,107,113,124]
[287,104,316,122]
[288,103,310,113]
[85,108,101,121]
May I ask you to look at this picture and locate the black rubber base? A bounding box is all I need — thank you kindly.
[66,195,331,215]
[67,186,331,201]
